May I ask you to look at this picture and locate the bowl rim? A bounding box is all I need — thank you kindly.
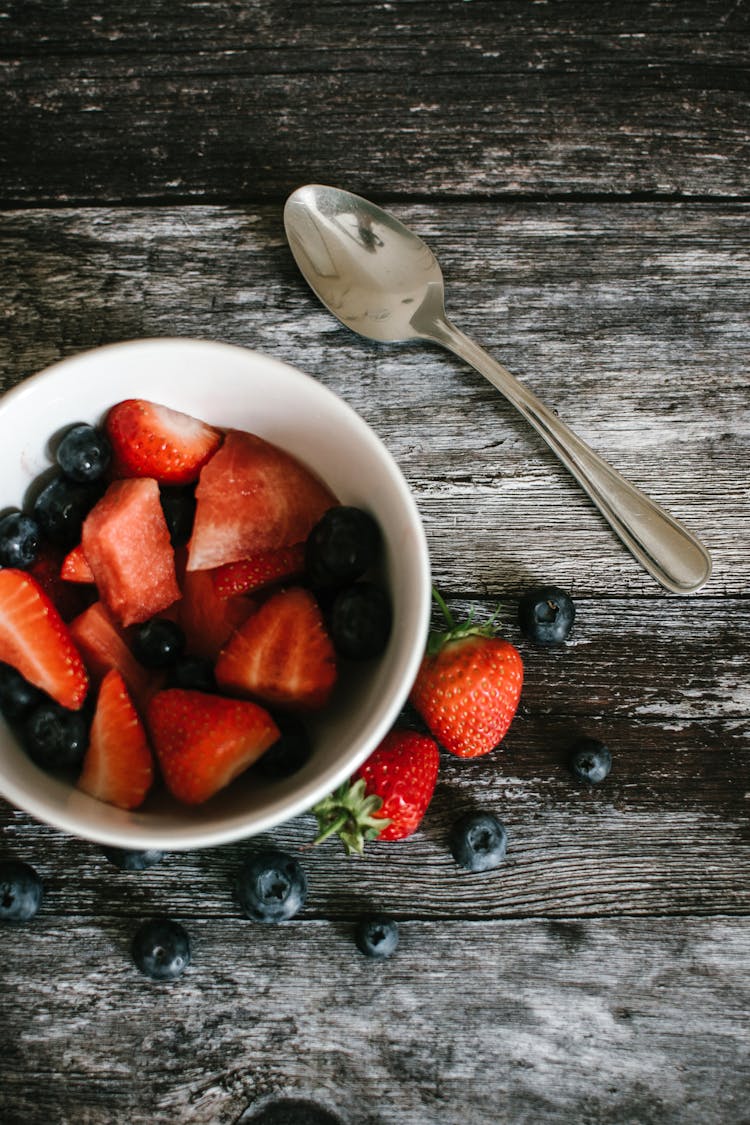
[0,337,432,849]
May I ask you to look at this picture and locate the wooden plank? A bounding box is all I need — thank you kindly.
[0,915,748,1124]
[0,1,748,203]
[2,698,749,921]
[0,203,746,596]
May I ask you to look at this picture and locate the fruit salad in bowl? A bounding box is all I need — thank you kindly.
[0,338,431,849]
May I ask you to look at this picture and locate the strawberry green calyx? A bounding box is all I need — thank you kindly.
[427,587,500,656]
[311,778,392,856]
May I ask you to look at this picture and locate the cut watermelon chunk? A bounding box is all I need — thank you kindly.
[69,600,154,712]
[178,568,255,660]
[82,478,181,626]
[187,430,337,571]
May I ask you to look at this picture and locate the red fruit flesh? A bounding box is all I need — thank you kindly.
[147,689,280,805]
[178,568,255,660]
[215,586,337,710]
[0,569,89,710]
[105,398,223,485]
[187,429,337,571]
[77,669,154,810]
[61,544,95,583]
[29,544,94,622]
[355,730,440,841]
[69,601,154,712]
[82,478,181,626]
[210,542,306,598]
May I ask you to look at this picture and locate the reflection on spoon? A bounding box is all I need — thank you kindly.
[284,184,712,594]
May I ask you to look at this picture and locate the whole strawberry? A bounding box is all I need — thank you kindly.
[312,730,439,855]
[409,591,523,758]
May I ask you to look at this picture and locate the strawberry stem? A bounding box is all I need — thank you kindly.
[311,778,391,856]
[431,586,455,628]
[427,587,503,655]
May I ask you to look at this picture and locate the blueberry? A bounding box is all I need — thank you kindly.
[329,582,392,659]
[570,737,612,784]
[166,655,216,692]
[305,506,382,589]
[0,662,44,720]
[159,486,197,548]
[32,473,103,549]
[254,714,312,779]
[56,423,112,483]
[103,848,164,871]
[518,585,575,645]
[449,811,508,872]
[22,701,89,771]
[131,917,191,981]
[0,510,41,569]
[0,859,43,922]
[237,849,308,923]
[132,619,185,668]
[354,913,399,959]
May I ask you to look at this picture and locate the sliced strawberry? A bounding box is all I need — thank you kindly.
[77,669,154,810]
[82,478,181,626]
[178,568,255,660]
[215,586,337,710]
[0,569,89,710]
[69,601,154,712]
[61,544,95,584]
[147,689,280,805]
[105,398,223,485]
[210,542,306,598]
[187,429,337,571]
[29,544,94,621]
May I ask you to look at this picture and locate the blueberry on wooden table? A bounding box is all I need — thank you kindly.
[0,859,43,922]
[449,811,508,872]
[131,917,191,981]
[570,737,612,784]
[518,585,575,645]
[0,510,40,569]
[237,849,308,923]
[354,914,399,959]
[56,423,112,483]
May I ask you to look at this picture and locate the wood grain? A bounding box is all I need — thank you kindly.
[1,202,746,596]
[1,4,748,1121]
[1,914,748,1124]
[1,1,748,203]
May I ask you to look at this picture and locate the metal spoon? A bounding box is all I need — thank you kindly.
[283,184,712,594]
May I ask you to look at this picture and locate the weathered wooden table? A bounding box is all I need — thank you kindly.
[1,3,748,1123]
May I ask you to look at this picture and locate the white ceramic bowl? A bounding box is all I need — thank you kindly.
[0,339,431,849]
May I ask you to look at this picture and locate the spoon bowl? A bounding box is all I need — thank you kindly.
[284,184,712,595]
[284,184,444,343]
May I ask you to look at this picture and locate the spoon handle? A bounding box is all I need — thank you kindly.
[429,317,712,593]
